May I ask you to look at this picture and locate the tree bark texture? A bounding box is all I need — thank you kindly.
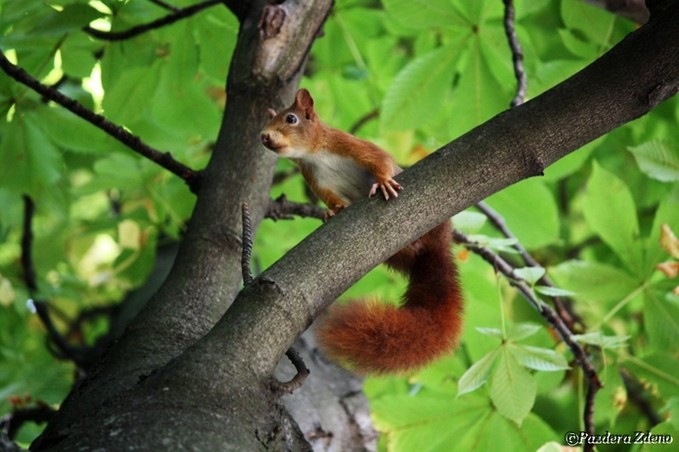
[33,1,678,450]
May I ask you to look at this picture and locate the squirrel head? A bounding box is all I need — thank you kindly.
[260,89,321,158]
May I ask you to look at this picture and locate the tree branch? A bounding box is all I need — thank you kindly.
[20,195,38,295]
[0,51,201,192]
[476,201,582,330]
[502,0,527,107]
[84,0,224,41]
[266,194,325,221]
[1,405,56,441]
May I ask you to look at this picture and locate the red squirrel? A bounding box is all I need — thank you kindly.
[260,89,463,374]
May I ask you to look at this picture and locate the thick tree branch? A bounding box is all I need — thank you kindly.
[84,0,225,41]
[0,52,201,192]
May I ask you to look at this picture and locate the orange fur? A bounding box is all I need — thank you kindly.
[261,90,463,374]
[316,222,462,374]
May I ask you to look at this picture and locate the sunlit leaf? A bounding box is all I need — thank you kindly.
[458,348,499,396]
[628,140,679,182]
[507,323,542,341]
[509,345,570,371]
[490,350,536,425]
[572,332,629,349]
[514,267,546,285]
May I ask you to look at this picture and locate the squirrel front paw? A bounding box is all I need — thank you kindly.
[369,178,403,201]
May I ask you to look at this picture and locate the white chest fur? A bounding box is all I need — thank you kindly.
[301,150,373,204]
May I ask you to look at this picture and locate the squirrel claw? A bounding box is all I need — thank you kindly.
[369,179,403,201]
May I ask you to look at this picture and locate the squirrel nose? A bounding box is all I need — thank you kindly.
[261,133,270,147]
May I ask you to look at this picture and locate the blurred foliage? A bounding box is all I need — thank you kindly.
[0,0,678,449]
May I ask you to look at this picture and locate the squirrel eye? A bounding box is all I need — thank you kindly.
[285,114,298,125]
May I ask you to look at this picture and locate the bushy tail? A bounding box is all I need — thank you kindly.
[316,222,463,374]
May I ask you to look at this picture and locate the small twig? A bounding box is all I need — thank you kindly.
[241,203,254,285]
[0,50,201,193]
[84,0,223,41]
[475,201,582,330]
[20,196,96,368]
[0,405,57,441]
[273,348,310,395]
[454,230,602,440]
[33,301,89,366]
[266,194,325,221]
[21,195,38,294]
[502,0,527,107]
[348,108,379,135]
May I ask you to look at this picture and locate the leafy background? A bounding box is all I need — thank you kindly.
[1,0,678,449]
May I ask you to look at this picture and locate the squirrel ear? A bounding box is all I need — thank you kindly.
[295,89,315,120]
[267,108,277,119]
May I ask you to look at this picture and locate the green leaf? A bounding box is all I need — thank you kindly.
[534,286,576,298]
[102,64,161,125]
[476,327,503,338]
[371,393,489,452]
[34,107,127,154]
[381,45,459,131]
[372,392,556,451]
[644,289,679,351]
[448,36,511,136]
[195,6,239,82]
[32,4,102,36]
[490,350,536,425]
[507,323,542,341]
[582,162,643,275]
[561,0,628,47]
[458,349,499,396]
[549,260,639,305]
[624,353,679,399]
[466,235,519,254]
[628,140,679,182]
[514,267,546,285]
[452,211,487,233]
[572,332,629,349]
[509,345,570,371]
[557,29,597,59]
[382,0,466,30]
[0,110,63,197]
[485,179,560,249]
